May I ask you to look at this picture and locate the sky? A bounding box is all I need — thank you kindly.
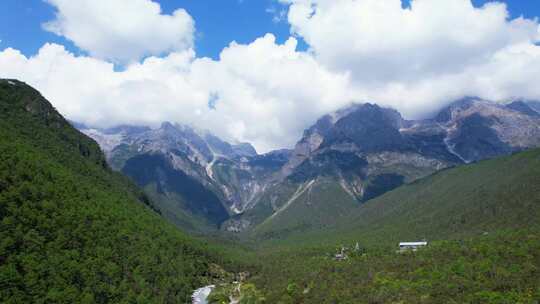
[0,0,303,60]
[0,0,540,152]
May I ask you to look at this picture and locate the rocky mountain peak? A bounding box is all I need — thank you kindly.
[527,101,540,113]
[435,97,487,123]
[159,121,181,135]
[232,143,258,158]
[322,103,406,152]
[506,100,540,117]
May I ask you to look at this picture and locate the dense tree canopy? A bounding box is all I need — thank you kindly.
[0,80,237,303]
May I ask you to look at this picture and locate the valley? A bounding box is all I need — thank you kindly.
[2,0,540,303]
[1,79,539,303]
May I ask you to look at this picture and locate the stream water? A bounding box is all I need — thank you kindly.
[191,285,215,304]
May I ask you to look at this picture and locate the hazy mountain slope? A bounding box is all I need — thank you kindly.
[345,147,540,241]
[506,100,540,117]
[0,80,231,303]
[262,147,540,246]
[229,104,453,233]
[79,122,285,231]
[122,153,229,231]
[526,100,540,113]
[435,98,540,162]
[242,99,540,236]
[252,178,360,239]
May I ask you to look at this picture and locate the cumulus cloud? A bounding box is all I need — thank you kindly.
[0,35,352,152]
[281,0,540,117]
[1,0,540,152]
[283,0,538,79]
[43,0,194,63]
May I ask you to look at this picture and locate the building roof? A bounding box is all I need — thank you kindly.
[399,242,428,246]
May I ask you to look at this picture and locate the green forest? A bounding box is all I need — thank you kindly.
[0,80,248,303]
[240,146,540,303]
[247,230,540,303]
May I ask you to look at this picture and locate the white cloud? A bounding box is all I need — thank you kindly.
[43,0,194,63]
[283,0,538,79]
[190,34,353,151]
[280,0,540,117]
[0,35,352,152]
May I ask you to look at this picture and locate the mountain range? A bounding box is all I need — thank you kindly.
[77,97,540,234]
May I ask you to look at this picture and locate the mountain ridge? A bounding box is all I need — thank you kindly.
[77,97,540,234]
[0,79,237,302]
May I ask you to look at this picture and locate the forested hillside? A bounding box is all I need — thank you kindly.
[0,80,238,303]
[254,146,540,244]
[248,230,540,303]
[240,148,540,303]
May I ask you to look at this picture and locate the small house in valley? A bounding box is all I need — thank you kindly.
[399,241,428,252]
[334,247,348,261]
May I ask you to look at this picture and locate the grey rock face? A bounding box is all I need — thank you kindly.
[79,122,277,220]
[433,98,540,162]
[122,153,229,225]
[506,101,540,117]
[253,99,540,230]
[527,101,540,113]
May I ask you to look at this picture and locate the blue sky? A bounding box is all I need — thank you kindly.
[0,0,298,59]
[472,0,540,20]
[1,0,537,59]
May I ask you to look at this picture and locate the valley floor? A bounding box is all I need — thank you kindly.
[221,229,540,304]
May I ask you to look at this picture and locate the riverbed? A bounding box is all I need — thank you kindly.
[192,285,215,304]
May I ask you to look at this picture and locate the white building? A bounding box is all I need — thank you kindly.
[334,246,348,260]
[399,241,428,252]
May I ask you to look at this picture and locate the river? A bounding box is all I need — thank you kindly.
[192,285,215,304]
